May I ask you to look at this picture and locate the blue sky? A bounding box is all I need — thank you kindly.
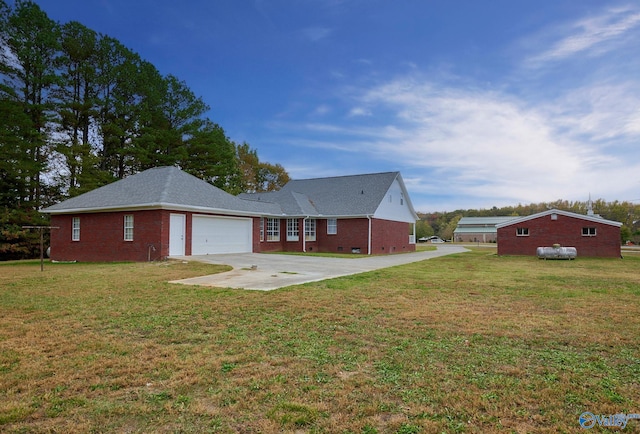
[35,0,640,212]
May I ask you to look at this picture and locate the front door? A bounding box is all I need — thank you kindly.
[169,213,186,256]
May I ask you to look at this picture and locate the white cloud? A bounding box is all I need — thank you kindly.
[348,107,371,117]
[354,58,372,66]
[352,79,591,196]
[301,26,332,42]
[268,4,640,210]
[281,70,640,209]
[312,104,331,116]
[525,6,640,67]
[545,82,640,144]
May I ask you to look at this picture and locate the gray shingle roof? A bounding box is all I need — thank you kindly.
[42,167,418,220]
[41,166,281,215]
[240,172,402,217]
[456,216,518,227]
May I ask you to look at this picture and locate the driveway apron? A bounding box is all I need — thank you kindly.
[170,245,468,290]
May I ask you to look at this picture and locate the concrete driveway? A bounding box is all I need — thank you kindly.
[170,245,469,290]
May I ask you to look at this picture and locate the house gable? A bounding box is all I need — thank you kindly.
[373,176,418,223]
[244,171,418,221]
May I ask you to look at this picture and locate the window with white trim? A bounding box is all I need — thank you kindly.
[72,217,80,241]
[516,227,529,237]
[260,218,264,242]
[305,219,316,241]
[287,218,299,241]
[327,218,337,235]
[266,218,280,242]
[124,215,134,241]
[582,227,597,237]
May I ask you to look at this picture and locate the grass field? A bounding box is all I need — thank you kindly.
[1,248,639,433]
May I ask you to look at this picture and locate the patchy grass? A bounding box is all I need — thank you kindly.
[0,250,639,433]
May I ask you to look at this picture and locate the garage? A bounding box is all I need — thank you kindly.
[192,215,253,255]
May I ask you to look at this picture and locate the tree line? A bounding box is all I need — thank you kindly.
[2,1,638,260]
[0,0,289,259]
[416,199,640,243]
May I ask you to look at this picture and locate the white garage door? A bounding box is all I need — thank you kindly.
[192,215,252,255]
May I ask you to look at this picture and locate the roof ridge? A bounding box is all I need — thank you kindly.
[495,208,622,228]
[290,171,398,182]
[158,166,176,203]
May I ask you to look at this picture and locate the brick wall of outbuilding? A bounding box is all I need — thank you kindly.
[497,213,621,258]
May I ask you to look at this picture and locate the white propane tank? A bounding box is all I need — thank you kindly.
[536,246,577,260]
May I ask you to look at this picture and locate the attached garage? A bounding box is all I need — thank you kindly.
[42,167,419,262]
[191,215,253,255]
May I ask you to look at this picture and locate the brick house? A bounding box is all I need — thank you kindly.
[496,209,622,258]
[41,167,418,261]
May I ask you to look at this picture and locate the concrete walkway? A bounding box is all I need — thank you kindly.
[170,245,469,290]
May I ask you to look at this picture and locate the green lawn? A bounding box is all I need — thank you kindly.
[1,249,639,433]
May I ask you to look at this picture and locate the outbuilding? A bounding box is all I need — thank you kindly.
[454,216,517,242]
[496,209,622,258]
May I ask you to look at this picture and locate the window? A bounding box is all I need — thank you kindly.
[516,227,529,237]
[260,218,264,242]
[266,218,280,242]
[327,218,337,235]
[582,227,597,237]
[72,217,80,241]
[287,218,299,241]
[124,215,134,241]
[305,219,316,241]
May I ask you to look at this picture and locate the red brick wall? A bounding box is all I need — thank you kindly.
[251,217,262,253]
[51,212,417,260]
[371,219,416,254]
[51,209,260,261]
[253,218,284,253]
[50,210,167,262]
[317,218,370,254]
[254,218,372,254]
[270,217,415,255]
[497,214,621,258]
[253,218,313,253]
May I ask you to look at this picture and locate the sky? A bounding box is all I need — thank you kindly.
[30,0,640,212]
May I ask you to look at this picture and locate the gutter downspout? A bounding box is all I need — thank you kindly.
[367,215,372,255]
[302,216,309,252]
